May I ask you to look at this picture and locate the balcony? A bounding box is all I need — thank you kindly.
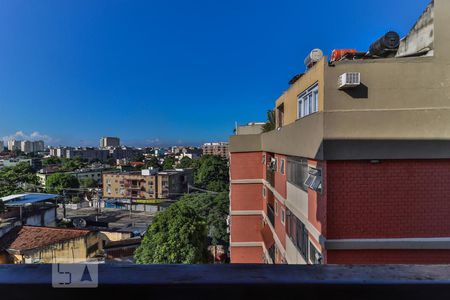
[266,168,275,187]
[267,204,275,228]
[1,264,450,299]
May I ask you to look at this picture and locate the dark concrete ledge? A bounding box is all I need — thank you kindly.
[2,264,450,300]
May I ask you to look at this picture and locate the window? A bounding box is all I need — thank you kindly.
[287,157,309,191]
[274,200,278,215]
[262,154,266,165]
[305,167,322,192]
[262,186,266,198]
[298,83,319,119]
[277,104,284,128]
[281,207,285,225]
[309,242,323,264]
[275,158,279,172]
[268,157,277,171]
[106,187,111,194]
[286,209,308,261]
[280,159,285,175]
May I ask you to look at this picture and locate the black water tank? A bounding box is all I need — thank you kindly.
[369,31,400,57]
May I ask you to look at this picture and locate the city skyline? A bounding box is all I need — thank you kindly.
[0,0,429,146]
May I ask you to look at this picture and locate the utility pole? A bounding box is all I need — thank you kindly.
[62,189,67,219]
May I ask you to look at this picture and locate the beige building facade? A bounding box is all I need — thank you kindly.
[103,169,193,200]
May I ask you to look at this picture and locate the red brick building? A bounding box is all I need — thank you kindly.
[229,0,450,264]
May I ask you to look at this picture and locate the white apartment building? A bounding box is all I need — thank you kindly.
[7,140,21,151]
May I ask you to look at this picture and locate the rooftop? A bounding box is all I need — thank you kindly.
[0,226,92,252]
[0,193,59,207]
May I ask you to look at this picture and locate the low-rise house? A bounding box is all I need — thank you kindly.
[0,226,103,264]
[37,168,114,187]
[0,193,59,227]
[0,158,42,171]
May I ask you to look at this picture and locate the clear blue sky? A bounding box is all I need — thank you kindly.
[0,0,430,147]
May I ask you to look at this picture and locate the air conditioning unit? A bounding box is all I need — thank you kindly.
[338,72,361,89]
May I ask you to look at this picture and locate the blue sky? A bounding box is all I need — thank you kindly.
[0,0,430,147]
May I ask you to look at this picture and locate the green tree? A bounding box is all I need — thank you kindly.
[60,158,84,171]
[135,201,207,264]
[106,157,116,166]
[0,162,40,197]
[193,155,229,191]
[46,173,79,194]
[80,178,98,188]
[178,156,192,168]
[179,192,229,246]
[132,154,145,162]
[262,109,276,133]
[162,156,176,170]
[43,156,62,166]
[145,156,161,169]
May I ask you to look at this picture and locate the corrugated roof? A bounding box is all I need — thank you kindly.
[0,193,59,206]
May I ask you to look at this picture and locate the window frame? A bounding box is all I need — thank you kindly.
[305,167,322,193]
[286,209,309,262]
[280,159,285,175]
[297,83,319,119]
[274,200,279,215]
[287,157,309,192]
[280,207,285,225]
[262,186,266,199]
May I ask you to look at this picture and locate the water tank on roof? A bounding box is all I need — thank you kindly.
[368,31,400,57]
[304,49,323,69]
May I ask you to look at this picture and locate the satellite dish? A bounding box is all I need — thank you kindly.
[72,218,87,228]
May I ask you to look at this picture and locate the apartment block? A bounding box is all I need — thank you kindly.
[100,137,120,148]
[37,168,109,187]
[66,148,109,162]
[7,140,21,151]
[202,142,229,158]
[8,140,46,154]
[109,147,143,160]
[229,0,450,264]
[103,168,193,200]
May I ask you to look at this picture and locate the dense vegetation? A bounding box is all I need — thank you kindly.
[46,173,80,194]
[192,155,229,192]
[0,162,40,212]
[43,156,86,171]
[135,155,230,264]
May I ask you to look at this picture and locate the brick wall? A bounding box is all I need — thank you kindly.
[327,249,450,264]
[327,160,450,239]
[274,154,287,199]
[274,198,286,248]
[230,184,263,211]
[230,152,263,180]
[230,246,264,263]
[230,215,263,243]
[308,160,327,236]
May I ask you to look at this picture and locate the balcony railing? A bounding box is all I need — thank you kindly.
[266,168,275,187]
[267,204,275,228]
[1,265,450,299]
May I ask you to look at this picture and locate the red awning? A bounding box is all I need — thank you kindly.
[261,225,275,250]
